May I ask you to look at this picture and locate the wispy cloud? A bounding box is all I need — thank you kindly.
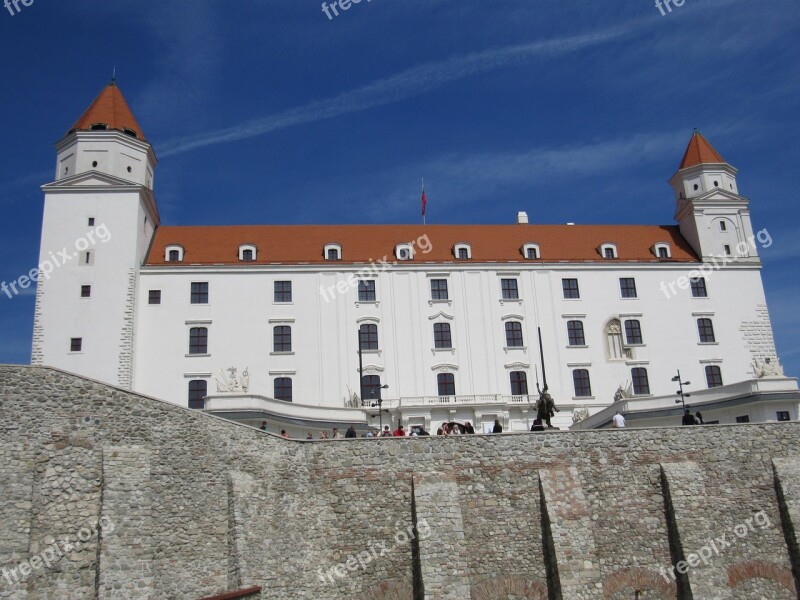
[159,19,654,157]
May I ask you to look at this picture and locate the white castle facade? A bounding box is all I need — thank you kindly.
[31,82,799,435]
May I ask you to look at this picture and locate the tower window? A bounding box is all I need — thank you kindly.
[562,278,580,299]
[359,324,379,350]
[358,280,376,302]
[123,128,138,138]
[274,281,292,303]
[80,285,91,298]
[572,369,592,397]
[724,245,732,255]
[691,277,708,298]
[274,378,293,402]
[510,371,528,395]
[433,323,452,349]
[631,367,650,395]
[431,279,449,300]
[705,365,723,388]
[501,279,519,300]
[70,337,83,352]
[190,282,209,304]
[90,123,108,131]
[624,320,643,345]
[697,318,716,343]
[720,221,727,232]
[437,373,456,397]
[273,326,292,352]
[188,380,207,409]
[619,278,637,299]
[92,161,98,168]
[505,321,524,347]
[88,217,95,226]
[189,327,208,354]
[148,290,161,305]
[567,320,585,346]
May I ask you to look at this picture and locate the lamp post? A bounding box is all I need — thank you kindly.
[376,385,389,431]
[672,370,691,411]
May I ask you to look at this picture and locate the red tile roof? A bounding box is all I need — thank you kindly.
[679,131,725,169]
[68,82,146,141]
[145,224,699,266]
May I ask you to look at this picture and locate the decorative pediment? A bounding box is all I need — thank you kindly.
[431,363,459,373]
[503,362,530,370]
[428,311,454,321]
[42,171,139,189]
[501,314,524,321]
[359,364,385,376]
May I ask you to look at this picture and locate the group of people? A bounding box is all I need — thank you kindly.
[260,420,511,439]
[682,409,705,425]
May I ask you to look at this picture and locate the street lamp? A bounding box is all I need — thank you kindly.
[375,384,389,431]
[672,370,691,411]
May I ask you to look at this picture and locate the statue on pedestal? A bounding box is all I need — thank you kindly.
[536,383,559,428]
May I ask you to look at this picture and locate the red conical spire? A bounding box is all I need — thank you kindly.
[68,81,146,141]
[678,130,725,169]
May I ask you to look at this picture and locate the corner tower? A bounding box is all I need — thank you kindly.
[31,80,159,389]
[669,130,758,262]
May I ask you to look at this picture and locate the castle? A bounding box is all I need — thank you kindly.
[31,81,798,435]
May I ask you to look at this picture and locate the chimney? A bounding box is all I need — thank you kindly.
[516,211,529,224]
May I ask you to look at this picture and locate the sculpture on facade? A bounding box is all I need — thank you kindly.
[572,405,589,424]
[214,367,250,393]
[613,382,633,402]
[753,357,784,378]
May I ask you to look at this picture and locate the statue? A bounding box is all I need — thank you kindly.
[214,367,250,393]
[572,406,589,424]
[535,383,559,428]
[613,382,633,402]
[753,357,784,378]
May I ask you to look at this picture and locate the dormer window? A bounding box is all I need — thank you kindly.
[238,244,257,262]
[165,245,184,263]
[324,243,342,261]
[90,123,108,131]
[123,128,138,139]
[453,243,472,260]
[653,243,672,259]
[522,243,540,260]
[599,243,618,259]
[395,243,414,261]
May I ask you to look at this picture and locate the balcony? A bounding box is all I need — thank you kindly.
[369,394,536,409]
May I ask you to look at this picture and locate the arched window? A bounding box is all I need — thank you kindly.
[697,318,716,343]
[239,244,257,261]
[572,369,592,397]
[705,365,723,388]
[454,243,472,260]
[624,319,643,345]
[631,368,650,395]
[166,245,184,262]
[567,320,585,346]
[522,243,540,260]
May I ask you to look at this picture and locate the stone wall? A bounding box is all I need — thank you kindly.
[0,366,798,600]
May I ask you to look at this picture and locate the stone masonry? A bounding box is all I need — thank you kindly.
[0,366,799,599]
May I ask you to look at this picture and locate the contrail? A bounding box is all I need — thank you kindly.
[159,19,651,157]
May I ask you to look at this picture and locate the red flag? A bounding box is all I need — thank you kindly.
[421,189,427,216]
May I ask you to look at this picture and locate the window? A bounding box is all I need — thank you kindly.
[190,282,209,304]
[454,244,471,260]
[274,281,292,303]
[724,245,731,255]
[691,277,707,298]
[697,318,716,343]
[653,243,671,259]
[358,280,376,302]
[165,245,184,262]
[501,279,519,300]
[777,411,791,422]
[90,123,108,131]
[70,337,83,352]
[396,244,414,261]
[361,375,382,402]
[522,243,540,260]
[188,380,207,410]
[359,324,379,351]
[600,244,617,259]
[573,369,592,397]
[562,278,580,299]
[631,368,650,395]
[239,244,257,262]
[148,290,161,305]
[505,321,524,347]
[80,285,91,298]
[273,326,292,352]
[189,327,208,354]
[324,243,342,261]
[510,371,528,395]
[705,365,723,388]
[433,323,452,349]
[437,373,456,397]
[567,320,585,346]
[624,320,643,345]
[274,378,293,402]
[619,278,637,299]
[605,319,632,360]
[735,415,750,424]
[80,251,94,266]
[431,279,449,301]
[720,221,727,232]
[88,217,95,226]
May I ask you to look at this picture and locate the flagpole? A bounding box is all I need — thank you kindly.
[422,178,426,226]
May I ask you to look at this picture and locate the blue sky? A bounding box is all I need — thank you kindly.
[0,0,798,378]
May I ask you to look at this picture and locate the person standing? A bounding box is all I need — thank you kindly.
[612,411,626,428]
[380,425,392,437]
[464,421,475,434]
[682,409,697,426]
[393,424,406,437]
[259,421,268,431]
[332,427,343,439]
[345,425,357,438]
[695,411,705,425]
[492,419,503,433]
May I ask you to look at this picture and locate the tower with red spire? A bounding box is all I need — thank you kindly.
[669,130,758,262]
[32,81,160,389]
